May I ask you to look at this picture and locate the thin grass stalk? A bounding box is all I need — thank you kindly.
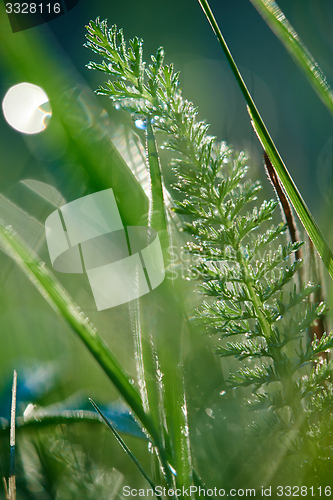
[8,371,16,500]
[89,399,163,499]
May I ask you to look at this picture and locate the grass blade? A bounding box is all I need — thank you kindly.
[2,478,9,500]
[197,0,333,279]
[0,225,158,445]
[248,0,333,115]
[248,107,333,278]
[146,117,167,236]
[8,371,17,500]
[0,10,149,229]
[143,118,194,489]
[89,399,162,499]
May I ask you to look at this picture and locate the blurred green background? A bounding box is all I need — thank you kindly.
[0,0,333,493]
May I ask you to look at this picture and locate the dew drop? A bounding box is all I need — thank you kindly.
[168,464,177,476]
[156,369,163,382]
[205,408,214,418]
[148,442,154,453]
[181,425,189,437]
[135,118,146,130]
[138,379,146,389]
[23,403,36,420]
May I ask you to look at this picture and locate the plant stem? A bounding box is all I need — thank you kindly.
[146,117,167,235]
[237,250,274,342]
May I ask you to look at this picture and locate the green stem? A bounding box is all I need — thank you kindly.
[130,297,174,490]
[146,117,168,236]
[145,118,194,493]
[237,249,274,342]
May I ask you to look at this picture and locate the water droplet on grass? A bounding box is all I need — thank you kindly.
[135,119,146,130]
[168,464,177,476]
[148,442,154,453]
[181,425,189,437]
[205,408,214,418]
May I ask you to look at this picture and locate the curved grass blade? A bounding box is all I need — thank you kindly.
[89,399,162,500]
[249,0,333,115]
[0,408,147,438]
[197,0,333,280]
[0,225,158,445]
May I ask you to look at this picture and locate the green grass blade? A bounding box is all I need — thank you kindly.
[0,409,133,435]
[9,371,17,500]
[141,121,193,489]
[248,106,333,278]
[148,284,193,491]
[248,0,333,115]
[143,119,194,488]
[89,399,162,499]
[132,119,166,442]
[146,117,167,236]
[246,108,333,278]
[165,373,192,491]
[0,225,158,443]
[197,0,333,279]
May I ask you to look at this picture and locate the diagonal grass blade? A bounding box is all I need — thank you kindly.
[197,0,333,279]
[248,0,333,115]
[0,225,158,444]
[89,398,163,500]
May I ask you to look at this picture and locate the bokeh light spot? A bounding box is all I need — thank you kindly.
[2,82,52,134]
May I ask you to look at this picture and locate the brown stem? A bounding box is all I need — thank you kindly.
[263,152,302,263]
